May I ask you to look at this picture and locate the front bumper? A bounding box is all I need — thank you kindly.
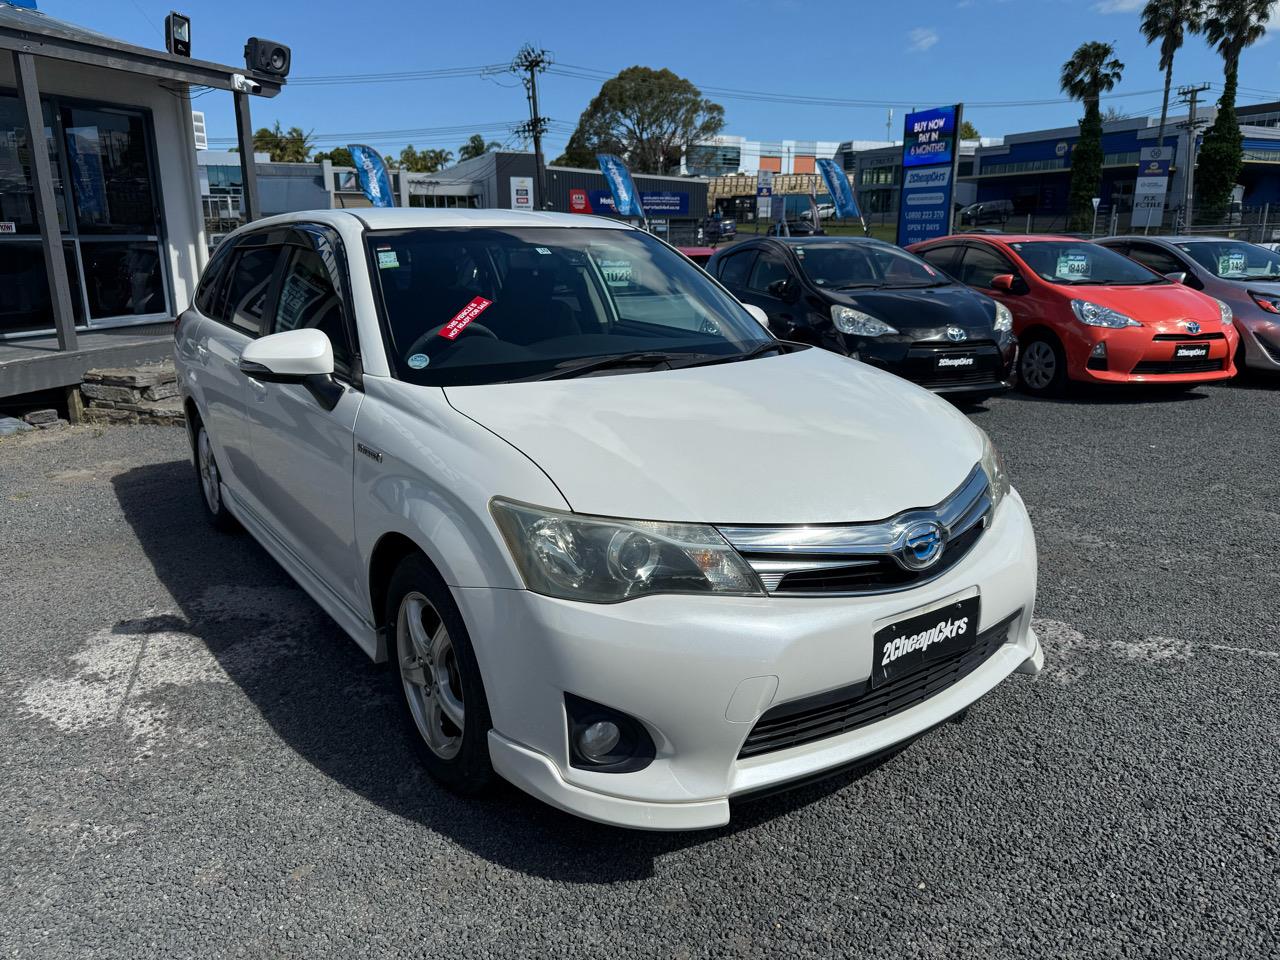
[456,490,1040,830]
[1237,317,1280,372]
[849,334,1017,396]
[1068,327,1238,383]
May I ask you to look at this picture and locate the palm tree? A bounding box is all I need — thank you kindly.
[1197,0,1273,219]
[1140,0,1204,149]
[1060,42,1125,230]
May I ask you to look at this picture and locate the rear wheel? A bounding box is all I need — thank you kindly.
[191,417,239,532]
[1018,335,1067,396]
[387,554,495,795]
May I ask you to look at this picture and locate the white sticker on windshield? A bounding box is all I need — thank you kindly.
[407,353,429,370]
[1218,252,1247,275]
[598,258,633,286]
[535,247,552,255]
[377,249,399,269]
[1055,253,1090,280]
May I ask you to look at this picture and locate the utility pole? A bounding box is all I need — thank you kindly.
[512,45,552,210]
[1176,83,1211,232]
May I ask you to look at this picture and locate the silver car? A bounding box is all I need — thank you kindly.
[1097,235,1280,375]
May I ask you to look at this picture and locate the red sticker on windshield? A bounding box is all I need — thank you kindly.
[440,297,492,340]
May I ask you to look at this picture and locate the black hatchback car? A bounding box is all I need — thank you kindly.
[707,237,1017,397]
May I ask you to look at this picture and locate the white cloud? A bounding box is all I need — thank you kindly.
[1093,0,1143,11]
[908,27,939,52]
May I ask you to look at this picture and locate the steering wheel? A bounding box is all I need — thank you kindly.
[403,322,498,360]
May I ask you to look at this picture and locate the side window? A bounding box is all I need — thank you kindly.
[271,246,353,376]
[222,246,283,336]
[957,244,1015,289]
[747,250,791,295]
[717,250,757,288]
[1125,243,1185,277]
[918,244,962,280]
[193,241,235,317]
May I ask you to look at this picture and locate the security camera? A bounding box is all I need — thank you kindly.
[231,73,261,94]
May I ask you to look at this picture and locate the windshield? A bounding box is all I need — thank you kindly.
[1009,240,1167,286]
[1177,240,1280,281]
[366,227,775,385]
[793,242,948,289]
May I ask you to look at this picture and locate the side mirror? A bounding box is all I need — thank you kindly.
[239,328,343,410]
[1164,271,1188,285]
[767,277,799,302]
[991,273,1017,292]
[743,303,771,330]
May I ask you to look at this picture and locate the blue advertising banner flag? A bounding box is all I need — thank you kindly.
[348,143,395,208]
[816,158,860,219]
[596,154,645,218]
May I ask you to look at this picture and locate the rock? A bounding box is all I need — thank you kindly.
[82,407,135,424]
[142,381,179,401]
[22,409,58,426]
[82,363,175,389]
[0,416,37,436]
[35,418,69,431]
[81,382,139,403]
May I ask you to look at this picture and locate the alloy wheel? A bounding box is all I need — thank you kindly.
[197,427,221,514]
[397,591,465,760]
[1021,340,1057,391]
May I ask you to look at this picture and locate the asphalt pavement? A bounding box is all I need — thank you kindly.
[1,378,1277,959]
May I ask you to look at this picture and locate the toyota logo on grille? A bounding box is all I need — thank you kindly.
[1184,320,1201,335]
[898,520,946,571]
[946,326,968,342]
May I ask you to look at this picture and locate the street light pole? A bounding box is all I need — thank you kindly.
[1176,83,1211,232]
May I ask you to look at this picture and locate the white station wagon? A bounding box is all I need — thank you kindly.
[175,209,1042,830]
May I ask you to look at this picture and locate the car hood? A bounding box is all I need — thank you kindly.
[1053,283,1226,330]
[443,348,983,525]
[832,284,996,334]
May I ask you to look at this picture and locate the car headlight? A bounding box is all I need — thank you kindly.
[1070,299,1141,329]
[978,430,1011,511]
[1250,291,1280,314]
[490,499,764,603]
[1214,298,1234,326]
[831,305,898,337]
[993,301,1013,333]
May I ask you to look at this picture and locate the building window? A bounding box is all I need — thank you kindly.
[686,144,742,177]
[860,166,896,186]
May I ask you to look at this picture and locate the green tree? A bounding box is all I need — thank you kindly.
[1140,0,1204,149]
[313,146,354,167]
[1197,0,1272,220]
[959,120,980,140]
[554,66,725,174]
[1060,41,1125,231]
[396,145,454,172]
[251,121,313,163]
[458,134,501,161]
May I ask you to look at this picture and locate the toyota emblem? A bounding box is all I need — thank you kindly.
[946,326,968,343]
[1185,320,1201,335]
[898,520,946,571]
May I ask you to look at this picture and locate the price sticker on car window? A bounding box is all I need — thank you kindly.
[1055,252,1090,280]
[1218,251,1247,275]
[376,248,399,269]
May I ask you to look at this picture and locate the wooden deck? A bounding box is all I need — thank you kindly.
[0,322,175,399]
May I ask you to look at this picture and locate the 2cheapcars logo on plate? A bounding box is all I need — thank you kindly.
[881,615,970,666]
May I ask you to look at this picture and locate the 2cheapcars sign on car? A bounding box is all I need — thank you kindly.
[569,188,689,216]
[897,104,962,246]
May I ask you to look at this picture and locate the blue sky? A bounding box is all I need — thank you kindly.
[38,0,1280,158]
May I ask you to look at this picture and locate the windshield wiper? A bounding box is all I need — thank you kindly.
[673,341,789,369]
[836,281,885,290]
[525,351,693,382]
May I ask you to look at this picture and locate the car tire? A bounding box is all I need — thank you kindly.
[191,416,240,533]
[386,554,495,795]
[1018,334,1067,397]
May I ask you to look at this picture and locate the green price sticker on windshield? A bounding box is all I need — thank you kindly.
[1218,252,1247,276]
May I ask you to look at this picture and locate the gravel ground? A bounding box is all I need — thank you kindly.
[1,380,1277,959]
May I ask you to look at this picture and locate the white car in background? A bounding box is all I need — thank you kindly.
[175,208,1042,830]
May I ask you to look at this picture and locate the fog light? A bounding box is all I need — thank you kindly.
[577,721,621,761]
[1090,341,1107,358]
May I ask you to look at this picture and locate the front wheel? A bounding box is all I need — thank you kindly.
[1018,335,1067,396]
[387,555,495,795]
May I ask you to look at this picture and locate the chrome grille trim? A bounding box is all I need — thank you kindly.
[718,465,992,596]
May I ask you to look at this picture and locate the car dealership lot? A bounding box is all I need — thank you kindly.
[2,383,1277,959]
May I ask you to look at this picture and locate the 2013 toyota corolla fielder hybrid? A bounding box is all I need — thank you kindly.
[176,209,1042,830]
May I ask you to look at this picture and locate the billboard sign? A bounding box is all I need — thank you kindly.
[902,105,958,169]
[1131,146,1171,229]
[756,169,774,221]
[569,190,689,216]
[897,104,963,246]
[510,176,534,210]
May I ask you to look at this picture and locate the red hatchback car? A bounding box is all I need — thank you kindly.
[906,234,1239,394]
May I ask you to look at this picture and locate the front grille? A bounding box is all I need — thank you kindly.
[1152,332,1226,341]
[1132,359,1224,374]
[718,466,992,597]
[737,612,1018,759]
[903,342,1004,387]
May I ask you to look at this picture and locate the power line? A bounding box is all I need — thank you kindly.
[511,45,552,210]
[288,64,510,87]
